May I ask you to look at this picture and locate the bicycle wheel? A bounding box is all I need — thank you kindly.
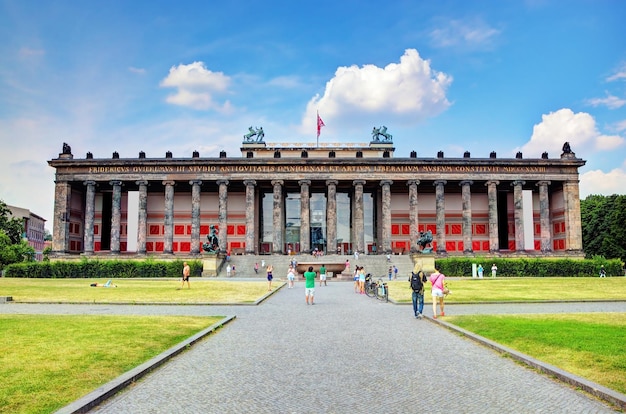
[365,282,375,297]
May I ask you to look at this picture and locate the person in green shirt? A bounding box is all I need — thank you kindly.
[304,266,316,305]
[319,264,327,287]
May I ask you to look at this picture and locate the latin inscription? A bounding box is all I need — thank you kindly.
[86,164,548,175]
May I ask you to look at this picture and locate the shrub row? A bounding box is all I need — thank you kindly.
[4,259,203,279]
[434,257,624,277]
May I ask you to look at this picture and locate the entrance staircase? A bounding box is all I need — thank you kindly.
[214,253,415,281]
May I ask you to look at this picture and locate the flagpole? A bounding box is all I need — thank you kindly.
[316,111,319,148]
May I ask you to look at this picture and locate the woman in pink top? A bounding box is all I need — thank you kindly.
[429,268,446,318]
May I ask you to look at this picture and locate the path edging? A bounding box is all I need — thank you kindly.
[55,315,236,414]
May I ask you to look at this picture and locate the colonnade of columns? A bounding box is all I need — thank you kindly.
[60,177,582,256]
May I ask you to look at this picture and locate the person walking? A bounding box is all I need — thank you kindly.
[254,262,259,274]
[345,259,350,273]
[287,265,296,288]
[353,266,360,293]
[304,266,316,305]
[358,266,366,294]
[477,264,484,278]
[491,263,498,278]
[226,264,232,277]
[388,266,393,281]
[232,264,236,276]
[393,265,398,280]
[409,269,427,319]
[319,264,327,286]
[429,268,446,319]
[180,262,191,289]
[600,265,607,278]
[266,264,274,291]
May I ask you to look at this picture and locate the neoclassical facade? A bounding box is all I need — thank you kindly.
[48,140,585,258]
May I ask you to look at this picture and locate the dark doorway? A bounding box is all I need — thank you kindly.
[100,193,112,251]
[497,191,508,250]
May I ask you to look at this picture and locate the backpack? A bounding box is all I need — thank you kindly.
[410,271,425,292]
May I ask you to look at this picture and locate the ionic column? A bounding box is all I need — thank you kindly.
[52,181,72,253]
[536,181,552,252]
[244,179,257,254]
[299,180,311,253]
[190,180,202,255]
[563,180,583,252]
[326,180,338,255]
[353,180,366,254]
[163,180,175,254]
[434,180,447,253]
[485,180,499,252]
[460,180,473,254]
[110,180,122,254]
[136,180,148,254]
[217,180,229,253]
[83,181,96,255]
[512,180,525,251]
[271,180,284,254]
[380,180,393,254]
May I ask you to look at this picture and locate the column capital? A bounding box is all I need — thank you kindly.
[216,179,229,186]
[83,180,96,186]
[511,180,525,187]
[243,179,257,187]
[407,179,420,187]
[433,180,447,186]
[162,180,175,186]
[353,179,366,186]
[536,180,551,187]
[189,179,203,186]
[459,180,473,187]
[326,179,338,187]
[271,179,284,187]
[110,180,122,186]
[136,180,148,186]
[485,180,499,187]
[380,179,393,187]
[298,179,311,187]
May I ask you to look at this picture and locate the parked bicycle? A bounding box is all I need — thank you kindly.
[364,274,388,302]
[365,273,376,297]
[374,277,389,302]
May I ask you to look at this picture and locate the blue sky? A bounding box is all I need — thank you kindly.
[1,0,625,229]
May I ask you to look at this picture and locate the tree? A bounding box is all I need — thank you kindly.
[581,194,626,262]
[0,230,34,268]
[0,199,35,269]
[0,200,24,244]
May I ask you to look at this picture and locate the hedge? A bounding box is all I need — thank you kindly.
[3,259,203,279]
[434,257,624,277]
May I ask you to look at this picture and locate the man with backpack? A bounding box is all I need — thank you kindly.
[409,268,427,319]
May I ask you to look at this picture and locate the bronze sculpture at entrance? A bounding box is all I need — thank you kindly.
[417,230,433,253]
[202,225,220,253]
[243,126,265,143]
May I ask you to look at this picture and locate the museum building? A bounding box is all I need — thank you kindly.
[48,138,585,258]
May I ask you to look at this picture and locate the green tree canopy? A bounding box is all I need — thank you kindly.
[581,194,626,262]
[0,200,25,244]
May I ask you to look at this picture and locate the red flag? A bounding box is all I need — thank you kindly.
[317,112,325,138]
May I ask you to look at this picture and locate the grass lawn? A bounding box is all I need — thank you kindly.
[0,278,277,304]
[445,313,626,396]
[0,314,222,414]
[386,277,626,303]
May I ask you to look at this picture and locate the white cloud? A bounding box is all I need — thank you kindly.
[301,49,452,134]
[128,66,146,75]
[613,120,626,133]
[580,168,626,197]
[18,47,45,58]
[586,93,626,109]
[160,61,232,111]
[606,64,626,82]
[429,18,501,50]
[518,108,625,157]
